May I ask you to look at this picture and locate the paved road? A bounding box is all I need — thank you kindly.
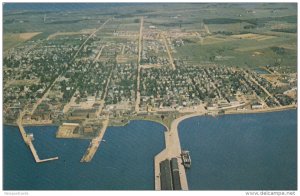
[73,18,111,61]
[135,17,144,113]
[93,45,106,63]
[161,33,176,70]
[246,72,282,106]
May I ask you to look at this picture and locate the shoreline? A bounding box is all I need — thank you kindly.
[3,122,59,127]
[3,106,296,190]
[224,105,297,115]
[153,105,296,190]
[4,105,297,129]
[110,119,169,132]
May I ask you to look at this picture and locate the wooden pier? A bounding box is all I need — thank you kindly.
[17,112,59,163]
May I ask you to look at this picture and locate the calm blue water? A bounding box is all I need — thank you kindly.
[179,110,297,190]
[3,120,165,190]
[4,110,297,190]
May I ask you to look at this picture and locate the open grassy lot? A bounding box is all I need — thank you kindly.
[175,30,296,72]
[4,32,41,50]
[46,28,96,40]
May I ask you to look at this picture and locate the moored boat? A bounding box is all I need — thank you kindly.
[181,150,191,168]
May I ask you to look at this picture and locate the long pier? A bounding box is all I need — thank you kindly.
[17,113,59,163]
[154,112,206,190]
[80,118,109,162]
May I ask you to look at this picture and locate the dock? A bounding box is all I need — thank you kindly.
[28,142,58,163]
[154,112,206,190]
[154,119,188,190]
[17,112,59,163]
[155,150,187,190]
[80,118,109,162]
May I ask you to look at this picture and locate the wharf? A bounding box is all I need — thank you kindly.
[80,118,109,162]
[17,113,59,163]
[154,111,206,190]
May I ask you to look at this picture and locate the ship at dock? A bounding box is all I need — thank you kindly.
[181,150,191,168]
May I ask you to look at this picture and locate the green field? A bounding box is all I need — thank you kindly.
[3,3,297,73]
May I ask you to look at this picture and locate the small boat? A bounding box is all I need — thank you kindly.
[102,139,106,142]
[181,150,191,168]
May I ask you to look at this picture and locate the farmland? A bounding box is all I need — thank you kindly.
[3,3,297,126]
[3,32,41,50]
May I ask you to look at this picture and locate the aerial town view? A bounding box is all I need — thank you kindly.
[2,3,297,192]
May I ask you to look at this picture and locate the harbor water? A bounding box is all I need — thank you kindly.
[179,110,297,190]
[3,110,297,190]
[3,120,165,190]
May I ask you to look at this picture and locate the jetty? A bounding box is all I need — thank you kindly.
[80,118,109,162]
[154,111,206,190]
[17,112,59,163]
